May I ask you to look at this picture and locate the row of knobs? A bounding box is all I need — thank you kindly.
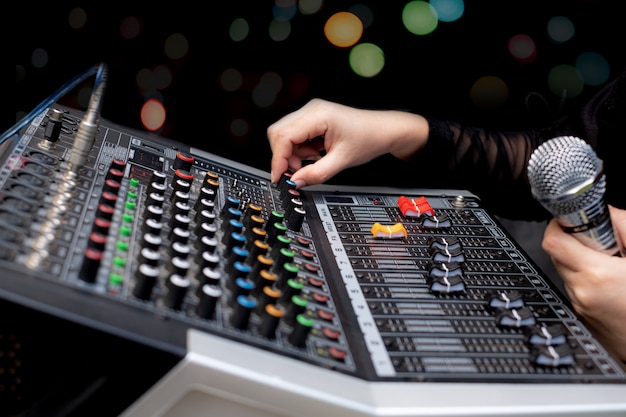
[78,154,315,346]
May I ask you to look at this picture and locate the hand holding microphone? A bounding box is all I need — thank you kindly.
[527,136,621,256]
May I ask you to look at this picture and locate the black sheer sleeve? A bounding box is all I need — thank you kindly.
[410,67,626,221]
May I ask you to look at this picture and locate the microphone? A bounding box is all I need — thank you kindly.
[527,135,621,256]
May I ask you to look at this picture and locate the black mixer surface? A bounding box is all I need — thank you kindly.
[1,104,625,417]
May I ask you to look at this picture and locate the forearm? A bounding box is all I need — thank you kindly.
[411,117,554,220]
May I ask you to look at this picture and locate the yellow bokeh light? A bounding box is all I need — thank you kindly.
[324,12,363,48]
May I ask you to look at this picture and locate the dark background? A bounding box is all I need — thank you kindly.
[14,1,626,175]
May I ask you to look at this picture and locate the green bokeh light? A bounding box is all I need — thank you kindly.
[349,43,385,78]
[402,1,438,36]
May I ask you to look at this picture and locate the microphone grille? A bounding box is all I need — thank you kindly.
[527,136,605,214]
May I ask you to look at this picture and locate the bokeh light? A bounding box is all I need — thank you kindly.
[429,0,464,23]
[349,43,385,78]
[120,16,143,40]
[31,48,48,69]
[299,0,323,15]
[470,76,509,110]
[253,72,283,108]
[324,12,363,48]
[140,98,166,131]
[576,51,610,86]
[230,118,250,137]
[220,68,244,92]
[68,7,87,30]
[136,68,157,92]
[273,0,298,21]
[164,33,189,60]
[402,1,438,36]
[548,64,584,99]
[230,18,250,42]
[547,16,574,43]
[508,34,537,64]
[269,19,292,41]
[348,4,374,29]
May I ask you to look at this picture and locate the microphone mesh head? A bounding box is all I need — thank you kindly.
[527,136,605,215]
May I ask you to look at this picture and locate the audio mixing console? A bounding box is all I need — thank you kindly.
[1,99,626,416]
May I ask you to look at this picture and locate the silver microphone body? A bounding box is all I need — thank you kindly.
[527,136,620,255]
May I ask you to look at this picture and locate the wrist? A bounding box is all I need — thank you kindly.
[388,111,430,161]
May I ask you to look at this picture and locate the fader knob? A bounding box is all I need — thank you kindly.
[285,294,308,325]
[144,204,164,221]
[96,203,115,221]
[197,266,221,290]
[243,203,262,226]
[258,304,285,339]
[142,220,163,238]
[167,256,190,277]
[230,277,254,299]
[139,247,160,266]
[173,168,194,187]
[196,208,217,226]
[172,181,191,198]
[251,270,278,297]
[197,250,220,270]
[247,239,269,261]
[255,286,281,314]
[288,314,314,347]
[195,191,216,211]
[150,170,167,185]
[106,166,124,182]
[275,262,299,289]
[280,278,304,305]
[147,181,167,196]
[196,235,219,254]
[173,152,194,171]
[110,158,126,172]
[169,227,191,244]
[286,206,306,232]
[221,196,240,216]
[102,179,121,195]
[163,274,190,310]
[196,284,222,319]
[195,222,217,239]
[133,264,159,300]
[230,295,256,330]
[169,241,191,259]
[78,248,102,283]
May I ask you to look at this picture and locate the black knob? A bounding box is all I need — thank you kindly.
[133,264,160,300]
[196,284,222,319]
[163,274,190,310]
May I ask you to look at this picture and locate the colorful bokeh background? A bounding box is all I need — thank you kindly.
[14,1,626,177]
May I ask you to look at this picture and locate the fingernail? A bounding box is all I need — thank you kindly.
[294,179,306,189]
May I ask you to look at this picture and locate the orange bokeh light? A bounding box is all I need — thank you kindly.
[324,12,363,48]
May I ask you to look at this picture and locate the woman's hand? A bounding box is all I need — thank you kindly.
[542,205,626,361]
[267,98,429,187]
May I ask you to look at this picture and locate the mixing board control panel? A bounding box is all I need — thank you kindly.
[1,104,625,417]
